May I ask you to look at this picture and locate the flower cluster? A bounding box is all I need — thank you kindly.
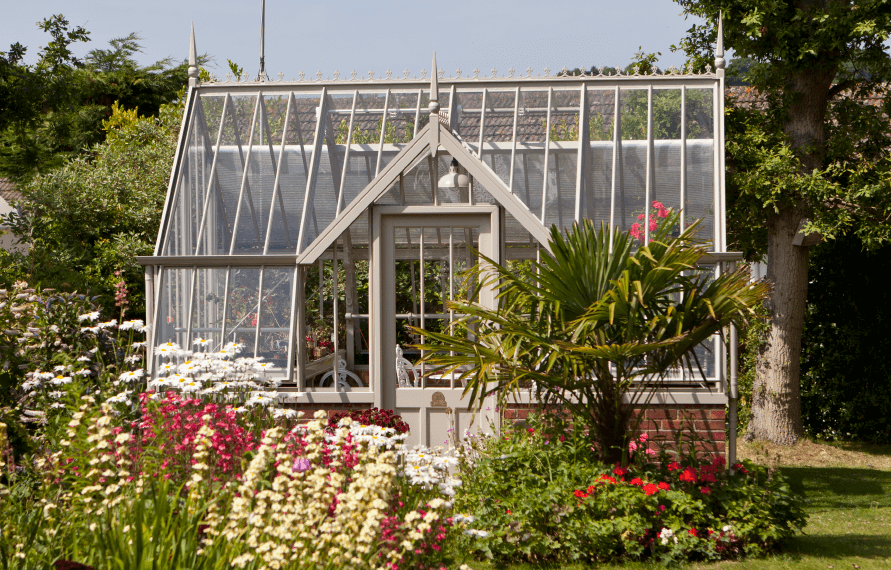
[137,392,256,483]
[149,340,295,417]
[201,412,452,570]
[629,200,671,241]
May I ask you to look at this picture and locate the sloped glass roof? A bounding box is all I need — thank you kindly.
[156,71,725,261]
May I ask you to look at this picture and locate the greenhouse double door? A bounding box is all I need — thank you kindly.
[371,206,500,448]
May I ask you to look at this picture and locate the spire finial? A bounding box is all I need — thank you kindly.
[428,52,440,115]
[188,22,199,87]
[715,11,726,74]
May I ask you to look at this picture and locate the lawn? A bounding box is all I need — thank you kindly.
[453,440,891,569]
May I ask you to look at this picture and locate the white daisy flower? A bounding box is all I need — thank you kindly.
[77,311,100,322]
[119,319,144,331]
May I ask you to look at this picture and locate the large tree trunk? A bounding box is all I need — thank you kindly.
[744,43,837,443]
[746,206,809,443]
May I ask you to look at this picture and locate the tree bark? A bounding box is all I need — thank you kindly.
[746,52,836,443]
[747,206,809,443]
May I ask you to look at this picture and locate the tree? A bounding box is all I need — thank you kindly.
[0,17,190,181]
[673,0,891,443]
[419,212,768,464]
[0,100,183,318]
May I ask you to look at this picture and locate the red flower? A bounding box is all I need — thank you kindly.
[659,504,666,512]
[688,528,698,537]
[732,463,749,474]
[643,483,660,496]
[679,467,698,483]
[527,428,535,435]
[712,456,726,469]
[574,490,588,499]
[586,485,595,494]
[630,477,644,487]
[598,474,617,484]
[613,466,628,478]
[667,462,681,471]
[700,471,717,483]
[506,509,512,515]
[657,481,670,491]
[700,486,711,494]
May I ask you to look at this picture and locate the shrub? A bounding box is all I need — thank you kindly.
[421,213,768,464]
[451,416,806,565]
[328,407,410,435]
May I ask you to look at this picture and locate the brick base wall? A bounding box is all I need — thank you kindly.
[504,403,726,457]
[287,402,727,457]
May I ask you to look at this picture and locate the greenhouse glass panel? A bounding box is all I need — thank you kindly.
[142,52,733,423]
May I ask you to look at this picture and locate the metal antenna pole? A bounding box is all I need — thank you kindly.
[259,0,266,79]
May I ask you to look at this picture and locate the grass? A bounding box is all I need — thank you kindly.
[453,440,891,570]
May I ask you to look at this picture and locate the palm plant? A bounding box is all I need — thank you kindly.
[416,212,769,464]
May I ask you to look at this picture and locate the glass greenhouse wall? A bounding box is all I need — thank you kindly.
[139,66,734,420]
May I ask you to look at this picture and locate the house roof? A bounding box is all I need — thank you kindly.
[0,178,22,204]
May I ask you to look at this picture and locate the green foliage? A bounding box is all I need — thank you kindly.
[419,214,769,464]
[737,303,770,433]
[675,0,891,258]
[0,18,189,182]
[798,236,891,443]
[0,99,182,317]
[452,417,806,565]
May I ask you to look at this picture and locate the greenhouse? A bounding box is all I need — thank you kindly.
[137,29,740,449]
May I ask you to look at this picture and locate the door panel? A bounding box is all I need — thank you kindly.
[373,207,500,447]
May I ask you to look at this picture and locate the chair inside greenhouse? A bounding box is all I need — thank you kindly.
[138,36,740,447]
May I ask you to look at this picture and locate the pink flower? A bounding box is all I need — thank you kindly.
[652,200,665,209]
[649,219,658,231]
[658,208,669,218]
[629,440,638,453]
[645,448,657,457]
[638,213,645,220]
[638,433,649,443]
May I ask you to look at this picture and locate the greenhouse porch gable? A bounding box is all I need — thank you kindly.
[138,34,742,455]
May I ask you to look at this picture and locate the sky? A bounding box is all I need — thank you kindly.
[2,1,711,79]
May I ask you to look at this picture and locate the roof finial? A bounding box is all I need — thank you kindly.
[715,11,726,76]
[429,52,440,115]
[188,22,199,88]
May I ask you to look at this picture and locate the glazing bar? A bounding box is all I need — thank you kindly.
[554,153,564,229]
[193,94,232,253]
[336,91,359,216]
[420,230,426,384]
[319,258,324,320]
[448,227,454,389]
[234,96,266,250]
[263,93,294,253]
[333,242,340,392]
[478,88,488,159]
[375,89,391,176]
[680,86,687,232]
[540,87,553,222]
[296,87,328,253]
[291,92,310,178]
[260,95,293,250]
[286,265,303,390]
[508,87,520,193]
[713,85,720,249]
[219,266,232,349]
[644,85,653,245]
[253,266,266,358]
[574,84,587,223]
[226,96,261,253]
[185,267,198,345]
[413,88,422,137]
